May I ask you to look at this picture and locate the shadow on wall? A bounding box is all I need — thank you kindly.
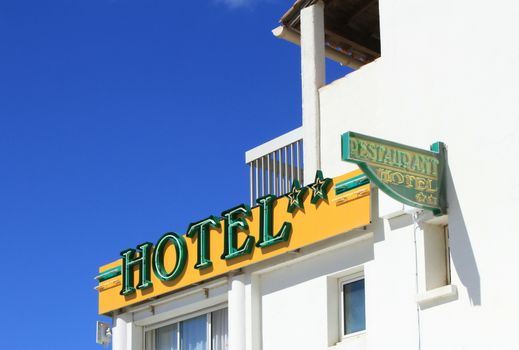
[446,162,481,306]
[371,189,387,243]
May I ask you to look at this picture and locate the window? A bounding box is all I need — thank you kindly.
[146,308,228,350]
[423,222,451,291]
[416,219,458,308]
[340,276,366,337]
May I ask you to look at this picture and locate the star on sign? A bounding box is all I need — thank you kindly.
[310,170,332,205]
[286,180,308,213]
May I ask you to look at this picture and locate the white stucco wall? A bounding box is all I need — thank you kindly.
[319,0,519,348]
[259,235,374,350]
[110,1,519,349]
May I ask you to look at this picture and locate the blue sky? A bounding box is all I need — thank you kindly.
[0,1,349,349]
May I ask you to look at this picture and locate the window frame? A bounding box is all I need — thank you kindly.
[444,224,451,285]
[339,272,366,339]
[145,304,228,350]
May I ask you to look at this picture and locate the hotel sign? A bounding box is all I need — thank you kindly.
[342,131,446,215]
[97,170,371,314]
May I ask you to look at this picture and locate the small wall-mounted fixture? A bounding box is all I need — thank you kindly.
[96,321,111,346]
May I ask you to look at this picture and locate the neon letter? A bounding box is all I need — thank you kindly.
[153,232,187,281]
[221,204,255,260]
[120,242,153,296]
[186,216,220,269]
[256,195,292,248]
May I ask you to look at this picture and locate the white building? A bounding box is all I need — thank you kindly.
[97,0,519,349]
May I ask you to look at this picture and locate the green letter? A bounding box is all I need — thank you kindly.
[152,232,188,281]
[221,204,255,260]
[256,195,292,248]
[120,242,153,296]
[186,216,220,269]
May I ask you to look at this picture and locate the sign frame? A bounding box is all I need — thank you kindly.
[342,131,446,216]
[97,170,372,315]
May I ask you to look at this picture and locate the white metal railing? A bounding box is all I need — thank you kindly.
[245,127,303,206]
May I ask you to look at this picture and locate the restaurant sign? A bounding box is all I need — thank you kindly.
[97,170,371,314]
[342,131,446,215]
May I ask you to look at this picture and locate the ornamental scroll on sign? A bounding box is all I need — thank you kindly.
[341,131,447,216]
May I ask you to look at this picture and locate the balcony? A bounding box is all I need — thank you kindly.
[245,127,304,206]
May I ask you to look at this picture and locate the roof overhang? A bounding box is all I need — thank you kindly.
[275,0,381,68]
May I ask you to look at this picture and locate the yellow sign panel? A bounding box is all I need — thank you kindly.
[97,170,370,314]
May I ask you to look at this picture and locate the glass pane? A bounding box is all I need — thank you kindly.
[211,309,229,350]
[343,279,366,335]
[157,323,178,350]
[181,315,207,350]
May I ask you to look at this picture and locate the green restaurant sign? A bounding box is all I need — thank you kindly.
[342,131,446,215]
